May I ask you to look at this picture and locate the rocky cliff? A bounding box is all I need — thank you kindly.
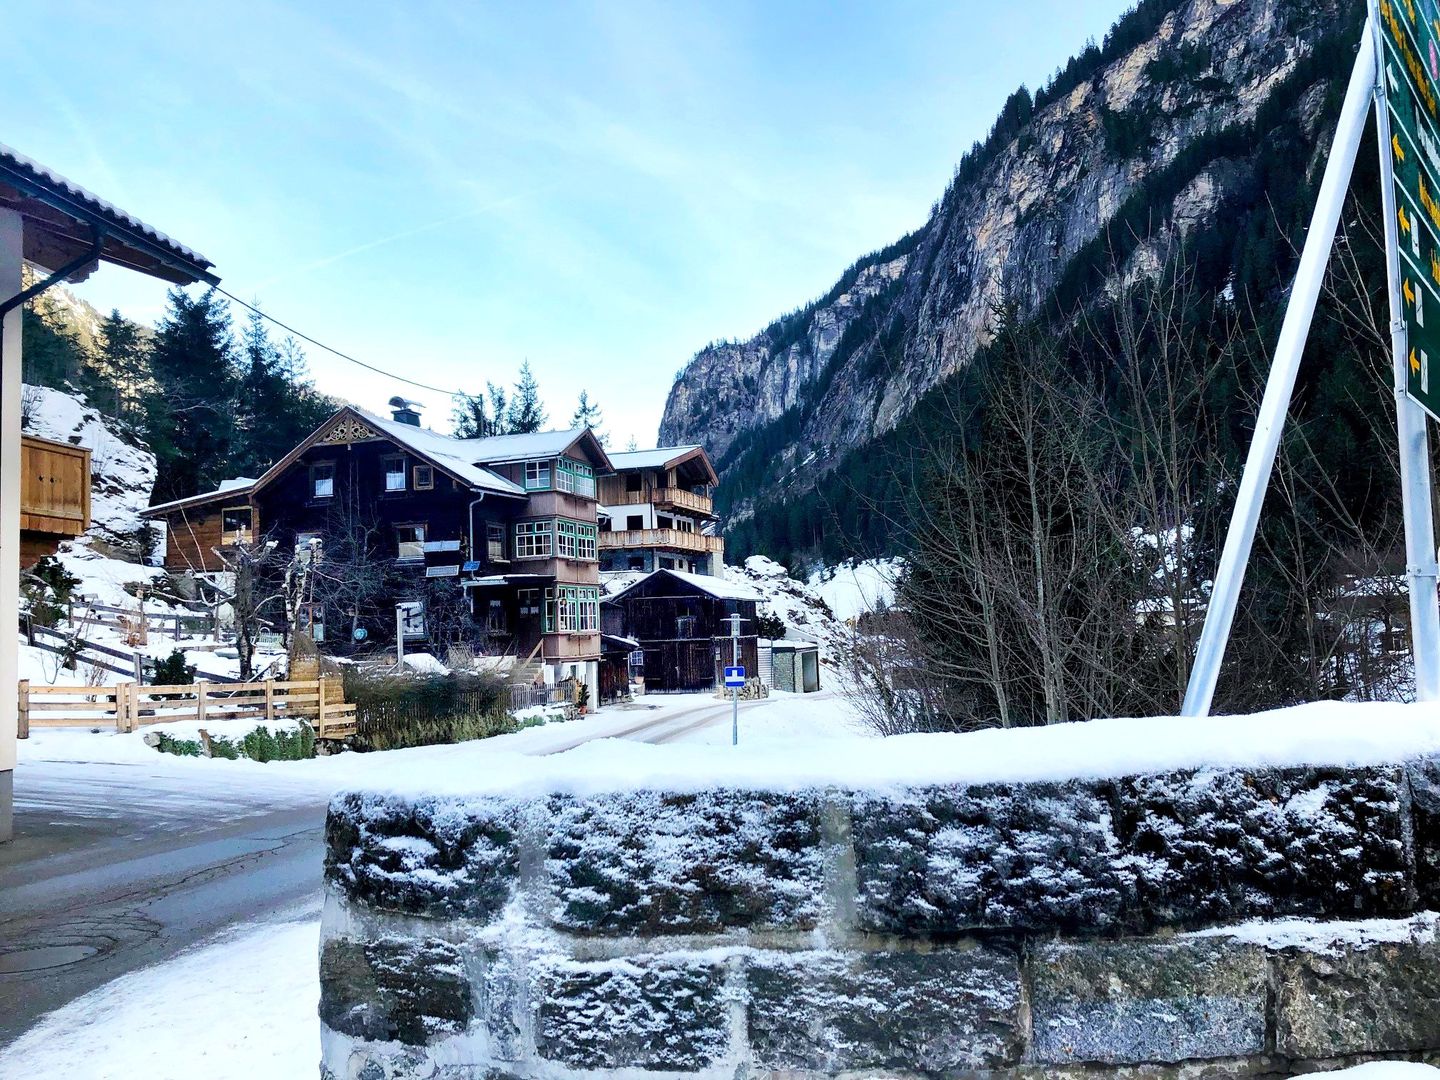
[659,0,1353,528]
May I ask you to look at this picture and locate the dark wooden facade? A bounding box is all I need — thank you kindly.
[602,570,759,692]
[142,408,609,671]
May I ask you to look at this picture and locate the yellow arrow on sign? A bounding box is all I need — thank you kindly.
[1406,279,1417,305]
[1396,133,1407,164]
[1401,205,1412,235]
[1413,348,1423,374]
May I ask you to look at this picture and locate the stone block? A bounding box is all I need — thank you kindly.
[851,781,1132,934]
[1406,755,1440,907]
[747,947,1024,1072]
[1116,765,1414,926]
[325,792,520,920]
[1275,938,1440,1058]
[532,956,731,1069]
[319,935,472,1046]
[1029,938,1267,1064]
[545,789,826,933]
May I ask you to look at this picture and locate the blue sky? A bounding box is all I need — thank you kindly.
[8,1,1132,448]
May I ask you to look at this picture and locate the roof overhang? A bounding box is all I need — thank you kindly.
[0,144,216,286]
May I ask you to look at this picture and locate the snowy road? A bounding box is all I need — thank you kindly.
[0,690,826,1053]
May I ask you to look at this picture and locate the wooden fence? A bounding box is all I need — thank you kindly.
[17,677,357,741]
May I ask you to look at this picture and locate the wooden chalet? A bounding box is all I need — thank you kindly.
[602,568,760,692]
[142,401,612,687]
[19,433,90,566]
[598,445,722,575]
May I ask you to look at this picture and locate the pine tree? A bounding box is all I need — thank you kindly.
[570,390,605,443]
[145,288,238,503]
[486,382,509,434]
[506,361,547,434]
[95,309,150,419]
[451,390,491,438]
[230,308,332,478]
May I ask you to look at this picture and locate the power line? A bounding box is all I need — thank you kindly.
[214,286,465,398]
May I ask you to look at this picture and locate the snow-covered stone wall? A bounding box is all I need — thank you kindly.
[319,755,1440,1078]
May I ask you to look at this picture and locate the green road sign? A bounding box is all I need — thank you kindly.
[1379,0,1440,419]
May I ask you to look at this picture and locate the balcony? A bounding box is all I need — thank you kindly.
[605,487,715,517]
[599,528,723,555]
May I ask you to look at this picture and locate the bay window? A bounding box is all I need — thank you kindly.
[514,520,553,559]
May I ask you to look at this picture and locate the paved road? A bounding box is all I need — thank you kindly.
[0,695,764,1046]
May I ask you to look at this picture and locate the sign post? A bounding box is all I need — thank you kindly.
[1182,10,1440,714]
[722,613,747,746]
[1371,0,1440,701]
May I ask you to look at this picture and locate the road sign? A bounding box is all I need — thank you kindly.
[723,666,746,688]
[1378,0,1440,418]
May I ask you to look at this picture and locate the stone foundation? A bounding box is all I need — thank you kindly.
[320,757,1440,1078]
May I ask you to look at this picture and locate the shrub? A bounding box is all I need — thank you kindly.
[152,649,196,686]
[342,669,515,752]
[152,722,315,761]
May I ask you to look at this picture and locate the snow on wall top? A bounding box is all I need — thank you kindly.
[332,700,1440,802]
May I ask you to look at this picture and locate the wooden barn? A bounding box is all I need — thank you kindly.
[602,569,760,692]
[20,433,90,566]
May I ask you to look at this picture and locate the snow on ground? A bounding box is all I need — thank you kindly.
[808,557,902,622]
[1323,1067,1440,1078]
[22,383,156,545]
[0,906,320,1080]
[726,555,847,653]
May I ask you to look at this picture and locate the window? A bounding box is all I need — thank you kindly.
[556,519,597,561]
[675,615,696,637]
[487,522,507,562]
[626,515,644,531]
[485,599,506,633]
[518,588,540,617]
[625,472,643,493]
[628,556,646,571]
[311,462,335,499]
[221,506,253,536]
[396,523,426,561]
[514,520,553,559]
[524,460,551,490]
[413,464,434,490]
[543,585,600,634]
[555,458,595,497]
[383,455,407,492]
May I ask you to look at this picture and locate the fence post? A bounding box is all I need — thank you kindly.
[17,680,28,739]
[264,678,275,722]
[317,675,328,737]
[196,680,208,725]
[133,651,144,684]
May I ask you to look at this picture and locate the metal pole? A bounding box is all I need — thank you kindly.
[1369,3,1440,701]
[395,605,404,670]
[1182,25,1379,716]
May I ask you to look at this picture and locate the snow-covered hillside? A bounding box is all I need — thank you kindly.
[22,383,156,552]
[807,558,901,622]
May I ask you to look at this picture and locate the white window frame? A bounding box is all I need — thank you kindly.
[312,461,335,499]
[524,460,552,490]
[396,522,427,561]
[514,520,553,559]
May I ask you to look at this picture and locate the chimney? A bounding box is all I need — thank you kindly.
[388,396,422,427]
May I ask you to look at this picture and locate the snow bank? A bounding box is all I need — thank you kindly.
[328,699,1440,800]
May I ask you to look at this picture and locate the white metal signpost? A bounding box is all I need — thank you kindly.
[723,612,747,745]
[1183,0,1440,714]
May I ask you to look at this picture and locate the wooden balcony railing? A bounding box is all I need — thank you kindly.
[599,528,724,555]
[603,487,715,516]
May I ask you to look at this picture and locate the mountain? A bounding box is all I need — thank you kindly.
[659,0,1361,559]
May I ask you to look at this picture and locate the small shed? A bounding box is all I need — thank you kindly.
[769,639,821,693]
[602,568,760,692]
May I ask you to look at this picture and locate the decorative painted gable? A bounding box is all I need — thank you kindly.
[316,414,382,445]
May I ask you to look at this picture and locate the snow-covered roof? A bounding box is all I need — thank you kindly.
[605,567,763,603]
[607,446,702,470]
[457,427,605,467]
[145,479,257,515]
[351,410,526,496]
[0,143,215,283]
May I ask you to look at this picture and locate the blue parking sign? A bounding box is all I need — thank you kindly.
[724,666,746,688]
